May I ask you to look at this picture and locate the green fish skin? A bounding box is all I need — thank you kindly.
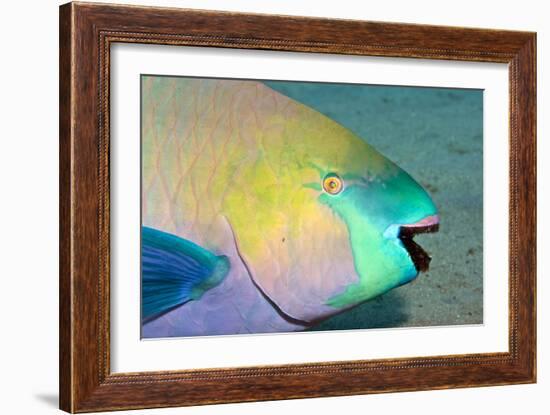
[141,76,438,337]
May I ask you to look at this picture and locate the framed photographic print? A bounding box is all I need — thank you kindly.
[59,2,536,412]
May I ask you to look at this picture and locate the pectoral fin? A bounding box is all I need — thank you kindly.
[141,226,230,321]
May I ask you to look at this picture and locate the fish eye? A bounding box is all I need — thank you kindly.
[322,174,344,195]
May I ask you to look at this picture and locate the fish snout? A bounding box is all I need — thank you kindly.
[375,172,439,274]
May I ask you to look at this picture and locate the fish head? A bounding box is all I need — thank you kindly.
[315,164,439,310]
[223,89,438,325]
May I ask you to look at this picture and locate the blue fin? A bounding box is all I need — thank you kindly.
[141,226,230,321]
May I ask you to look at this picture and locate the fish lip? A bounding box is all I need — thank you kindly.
[397,215,439,273]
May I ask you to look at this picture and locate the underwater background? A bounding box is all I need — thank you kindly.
[264,80,484,330]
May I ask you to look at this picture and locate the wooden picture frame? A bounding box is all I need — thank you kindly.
[59,2,536,412]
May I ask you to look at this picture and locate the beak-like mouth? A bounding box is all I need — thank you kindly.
[398,215,439,272]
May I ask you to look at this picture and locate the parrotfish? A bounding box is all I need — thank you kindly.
[141,76,439,338]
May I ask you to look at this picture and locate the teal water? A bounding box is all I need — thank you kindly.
[265,80,484,329]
